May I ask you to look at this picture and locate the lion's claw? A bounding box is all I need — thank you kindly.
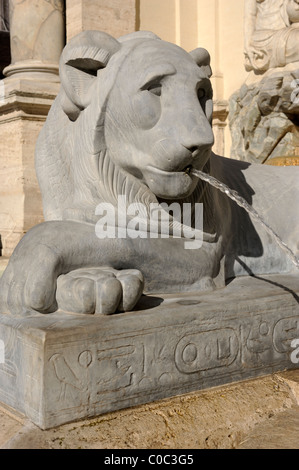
[56,267,144,315]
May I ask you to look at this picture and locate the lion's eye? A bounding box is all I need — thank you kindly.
[147,83,162,97]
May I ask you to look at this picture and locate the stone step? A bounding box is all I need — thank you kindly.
[1,370,299,449]
[237,407,299,449]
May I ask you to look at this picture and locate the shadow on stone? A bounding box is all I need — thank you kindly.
[235,256,299,304]
[133,295,164,311]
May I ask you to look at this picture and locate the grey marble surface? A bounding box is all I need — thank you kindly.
[0,274,298,428]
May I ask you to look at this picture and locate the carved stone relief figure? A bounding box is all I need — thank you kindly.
[230,0,299,164]
[244,0,299,73]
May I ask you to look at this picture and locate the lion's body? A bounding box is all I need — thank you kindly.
[0,30,298,315]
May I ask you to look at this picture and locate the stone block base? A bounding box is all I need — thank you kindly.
[0,274,298,429]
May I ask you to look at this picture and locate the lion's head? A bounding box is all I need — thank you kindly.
[35,31,214,222]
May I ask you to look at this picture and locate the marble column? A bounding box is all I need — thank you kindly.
[212,101,229,158]
[4,0,64,80]
[0,0,65,257]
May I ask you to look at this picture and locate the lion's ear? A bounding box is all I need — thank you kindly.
[60,31,121,121]
[189,48,212,78]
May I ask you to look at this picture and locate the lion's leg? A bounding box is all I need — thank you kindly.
[0,239,61,314]
[0,219,223,315]
[0,220,145,315]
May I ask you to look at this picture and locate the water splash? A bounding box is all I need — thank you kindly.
[191,168,299,270]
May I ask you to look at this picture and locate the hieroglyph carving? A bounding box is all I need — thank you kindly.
[46,312,299,412]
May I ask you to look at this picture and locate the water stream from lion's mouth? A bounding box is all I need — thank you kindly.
[191,168,299,270]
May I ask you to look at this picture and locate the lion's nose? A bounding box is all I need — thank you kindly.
[183,138,213,157]
[180,108,214,153]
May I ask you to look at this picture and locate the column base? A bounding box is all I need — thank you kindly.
[3,61,60,83]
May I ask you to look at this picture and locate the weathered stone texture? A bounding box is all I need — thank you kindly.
[66,0,137,41]
[0,117,44,255]
[0,77,60,256]
[229,68,299,163]
[0,275,298,429]
[231,0,299,164]
[8,0,64,66]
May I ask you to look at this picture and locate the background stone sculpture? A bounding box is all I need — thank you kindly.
[0,31,298,317]
[244,0,299,73]
[230,0,299,164]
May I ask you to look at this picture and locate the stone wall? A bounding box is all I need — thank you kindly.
[66,0,137,40]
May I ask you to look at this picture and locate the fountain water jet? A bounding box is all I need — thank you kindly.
[191,168,299,270]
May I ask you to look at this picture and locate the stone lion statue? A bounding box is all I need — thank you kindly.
[0,30,298,316]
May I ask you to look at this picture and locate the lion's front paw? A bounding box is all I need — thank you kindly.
[56,267,144,315]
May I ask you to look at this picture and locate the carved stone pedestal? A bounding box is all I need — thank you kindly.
[0,274,298,429]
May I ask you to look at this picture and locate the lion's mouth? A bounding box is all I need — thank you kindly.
[183,165,193,175]
[146,164,195,176]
